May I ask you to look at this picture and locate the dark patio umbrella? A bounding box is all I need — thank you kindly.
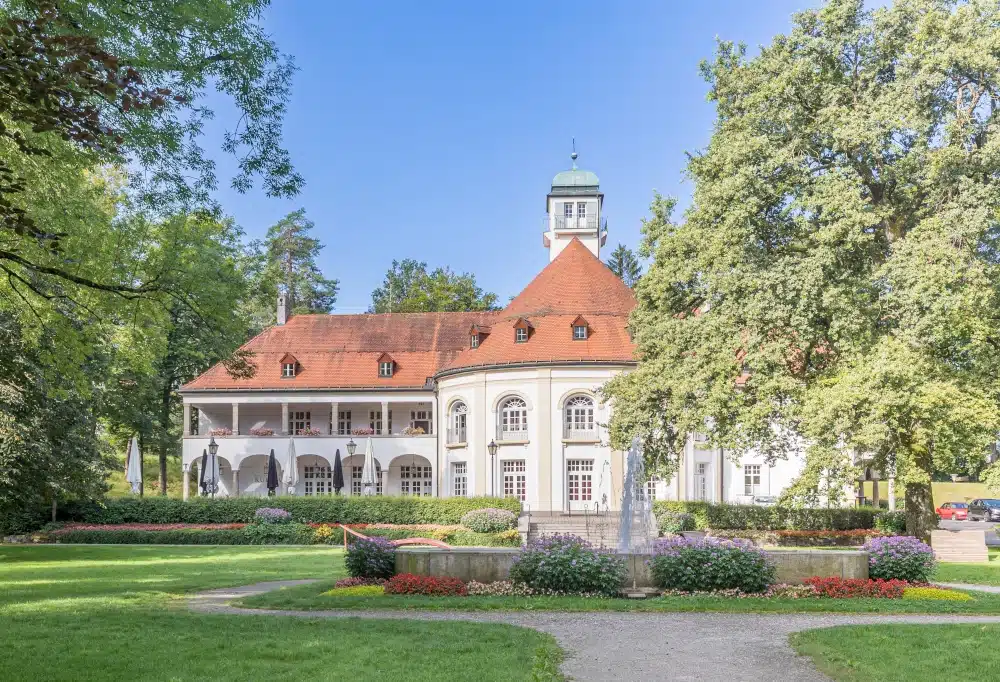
[199,450,208,496]
[266,449,279,496]
[332,449,344,495]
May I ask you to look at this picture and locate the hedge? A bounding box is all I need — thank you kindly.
[651,501,880,531]
[62,495,521,527]
[43,524,520,547]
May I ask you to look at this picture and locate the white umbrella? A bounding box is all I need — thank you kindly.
[361,437,377,496]
[125,436,142,494]
[284,438,298,495]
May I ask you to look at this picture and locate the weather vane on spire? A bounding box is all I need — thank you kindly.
[570,138,578,169]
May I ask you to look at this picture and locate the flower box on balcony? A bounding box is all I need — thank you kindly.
[208,428,233,437]
[402,426,426,436]
[351,427,375,436]
[296,428,323,436]
[248,427,275,437]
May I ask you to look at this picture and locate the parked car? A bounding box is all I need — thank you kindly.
[936,502,969,520]
[967,499,1000,522]
[753,495,778,507]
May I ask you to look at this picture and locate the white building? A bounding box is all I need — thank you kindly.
[179,156,807,508]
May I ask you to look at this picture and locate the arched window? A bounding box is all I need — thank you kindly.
[449,401,468,444]
[564,395,596,439]
[351,461,382,495]
[498,397,528,441]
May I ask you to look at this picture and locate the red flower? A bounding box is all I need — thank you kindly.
[384,573,468,596]
[804,576,907,598]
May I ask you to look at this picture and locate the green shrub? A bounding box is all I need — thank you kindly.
[460,508,517,533]
[865,536,936,582]
[649,536,776,593]
[874,510,907,534]
[344,537,396,579]
[241,523,313,545]
[63,496,520,527]
[651,501,879,531]
[509,535,626,596]
[50,528,250,544]
[656,511,696,535]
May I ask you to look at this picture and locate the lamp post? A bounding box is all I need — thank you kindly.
[346,438,357,457]
[208,436,219,499]
[487,439,498,497]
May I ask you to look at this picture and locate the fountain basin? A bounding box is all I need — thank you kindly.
[395,547,869,586]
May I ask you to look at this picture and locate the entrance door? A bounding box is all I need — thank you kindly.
[567,459,594,511]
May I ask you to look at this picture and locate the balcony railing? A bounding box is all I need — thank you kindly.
[447,427,467,445]
[497,425,528,442]
[563,426,599,441]
[553,215,598,231]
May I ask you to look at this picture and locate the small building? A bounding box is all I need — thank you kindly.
[180,154,807,508]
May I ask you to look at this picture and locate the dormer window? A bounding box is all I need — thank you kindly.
[279,354,298,378]
[470,334,479,348]
[573,325,588,340]
[469,324,490,349]
[377,353,395,378]
[513,318,532,343]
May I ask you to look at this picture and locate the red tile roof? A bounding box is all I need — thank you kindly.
[182,238,636,391]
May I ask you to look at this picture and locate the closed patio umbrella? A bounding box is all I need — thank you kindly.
[266,449,279,496]
[332,449,344,495]
[361,437,377,496]
[198,450,208,495]
[125,436,142,495]
[284,438,298,495]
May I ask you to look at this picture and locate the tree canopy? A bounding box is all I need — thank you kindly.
[606,243,642,287]
[369,258,499,313]
[604,0,1000,536]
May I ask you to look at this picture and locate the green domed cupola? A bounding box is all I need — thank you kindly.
[552,152,600,189]
[543,146,607,262]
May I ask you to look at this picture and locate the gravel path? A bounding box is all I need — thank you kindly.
[189,581,1000,681]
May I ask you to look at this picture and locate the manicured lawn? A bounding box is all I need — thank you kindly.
[240,578,1000,614]
[934,553,1000,585]
[0,546,562,681]
[791,624,1000,681]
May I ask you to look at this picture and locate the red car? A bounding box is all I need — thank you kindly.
[936,502,969,520]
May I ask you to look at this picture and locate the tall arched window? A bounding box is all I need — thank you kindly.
[564,395,596,440]
[449,401,468,444]
[498,397,528,441]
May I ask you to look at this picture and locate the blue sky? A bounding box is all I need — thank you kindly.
[204,1,820,312]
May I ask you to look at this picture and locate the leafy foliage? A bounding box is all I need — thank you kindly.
[605,243,642,287]
[369,258,499,313]
[605,0,1000,537]
[460,508,517,533]
[509,535,626,596]
[650,536,776,593]
[652,500,880,531]
[865,535,937,582]
[874,511,908,535]
[344,537,397,580]
[656,510,696,535]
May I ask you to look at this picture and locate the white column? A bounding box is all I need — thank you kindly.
[182,464,190,500]
[183,404,192,437]
[232,468,239,497]
[381,401,389,436]
[281,402,289,436]
[380,468,389,496]
[232,403,240,435]
[330,402,338,435]
[430,399,436,436]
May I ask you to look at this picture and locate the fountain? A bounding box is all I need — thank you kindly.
[617,436,656,553]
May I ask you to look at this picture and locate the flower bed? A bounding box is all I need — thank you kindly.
[385,573,467,596]
[865,535,936,582]
[345,537,396,579]
[254,507,293,524]
[510,535,626,596]
[804,577,908,598]
[460,508,517,533]
[902,586,972,602]
[323,585,385,597]
[333,577,386,588]
[650,536,776,593]
[708,529,884,547]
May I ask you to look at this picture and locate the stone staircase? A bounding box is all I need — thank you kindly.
[931,529,989,563]
[523,511,654,549]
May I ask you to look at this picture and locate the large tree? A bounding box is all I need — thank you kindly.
[244,209,338,332]
[369,258,499,313]
[605,0,1000,537]
[606,243,642,288]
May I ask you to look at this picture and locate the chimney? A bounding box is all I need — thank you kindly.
[277,291,288,325]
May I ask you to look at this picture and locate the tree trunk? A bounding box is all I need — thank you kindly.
[904,482,936,540]
[158,374,174,496]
